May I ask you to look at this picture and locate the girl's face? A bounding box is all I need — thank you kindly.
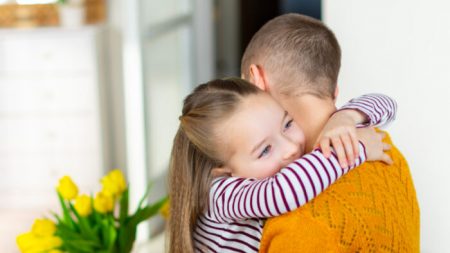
[217,93,306,179]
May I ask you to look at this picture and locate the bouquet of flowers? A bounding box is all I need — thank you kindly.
[16,169,168,253]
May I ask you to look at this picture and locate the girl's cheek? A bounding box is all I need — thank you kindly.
[296,129,306,144]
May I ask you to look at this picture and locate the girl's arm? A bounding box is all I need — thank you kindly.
[207,142,366,223]
[338,93,397,128]
[316,93,397,167]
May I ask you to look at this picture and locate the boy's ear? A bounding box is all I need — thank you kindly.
[211,166,232,178]
[249,64,269,91]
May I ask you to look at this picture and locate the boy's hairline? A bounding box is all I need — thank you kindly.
[242,57,337,100]
[273,81,336,100]
[240,13,341,100]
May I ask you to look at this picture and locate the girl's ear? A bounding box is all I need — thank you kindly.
[249,64,269,92]
[211,166,232,178]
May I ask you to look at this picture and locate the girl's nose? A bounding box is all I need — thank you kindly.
[282,138,299,161]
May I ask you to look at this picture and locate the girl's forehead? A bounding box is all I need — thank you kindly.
[214,94,285,156]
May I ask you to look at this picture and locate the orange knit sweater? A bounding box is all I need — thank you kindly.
[259,132,420,252]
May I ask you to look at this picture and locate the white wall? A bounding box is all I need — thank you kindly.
[324,1,450,252]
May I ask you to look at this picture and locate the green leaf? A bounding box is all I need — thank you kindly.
[130,196,168,226]
[117,224,136,253]
[116,196,168,253]
[100,218,110,249]
[68,202,99,242]
[99,214,117,250]
[107,216,118,251]
[119,188,129,225]
[63,239,99,253]
[57,192,76,230]
[136,183,153,210]
[93,208,103,225]
[56,223,86,241]
[52,211,63,224]
[61,243,85,253]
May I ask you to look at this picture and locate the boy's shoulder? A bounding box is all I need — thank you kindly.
[260,131,420,252]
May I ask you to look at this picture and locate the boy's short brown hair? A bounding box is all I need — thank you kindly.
[241,13,341,98]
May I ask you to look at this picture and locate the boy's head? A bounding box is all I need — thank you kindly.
[241,13,341,99]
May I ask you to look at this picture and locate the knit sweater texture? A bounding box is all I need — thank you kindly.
[259,131,420,253]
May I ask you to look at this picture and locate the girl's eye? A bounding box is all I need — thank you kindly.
[258,145,272,158]
[284,119,293,130]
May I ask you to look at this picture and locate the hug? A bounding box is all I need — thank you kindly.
[167,14,419,253]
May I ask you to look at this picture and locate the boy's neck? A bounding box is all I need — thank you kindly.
[304,107,336,152]
[277,94,336,152]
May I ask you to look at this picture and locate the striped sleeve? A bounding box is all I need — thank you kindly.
[338,93,397,128]
[207,142,367,223]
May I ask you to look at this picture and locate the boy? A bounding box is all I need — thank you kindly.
[240,13,420,252]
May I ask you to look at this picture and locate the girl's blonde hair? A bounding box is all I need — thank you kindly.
[168,78,261,253]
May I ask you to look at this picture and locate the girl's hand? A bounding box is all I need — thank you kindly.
[314,109,367,168]
[356,127,393,164]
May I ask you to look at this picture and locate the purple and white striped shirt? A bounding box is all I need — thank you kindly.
[193,94,397,253]
[339,93,397,128]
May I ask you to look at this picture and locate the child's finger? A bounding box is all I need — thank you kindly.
[381,153,393,165]
[320,138,331,158]
[383,143,391,151]
[349,130,360,159]
[331,137,348,168]
[340,134,355,166]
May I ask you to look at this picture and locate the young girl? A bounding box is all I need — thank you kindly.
[168,78,395,253]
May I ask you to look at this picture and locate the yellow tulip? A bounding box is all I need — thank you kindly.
[31,219,56,237]
[94,191,114,214]
[101,169,127,198]
[25,235,62,253]
[74,194,92,217]
[16,232,38,252]
[36,235,62,252]
[16,231,62,253]
[56,176,78,200]
[48,250,63,253]
[160,200,170,220]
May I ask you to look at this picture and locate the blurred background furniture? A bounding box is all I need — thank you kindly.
[0,25,108,252]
